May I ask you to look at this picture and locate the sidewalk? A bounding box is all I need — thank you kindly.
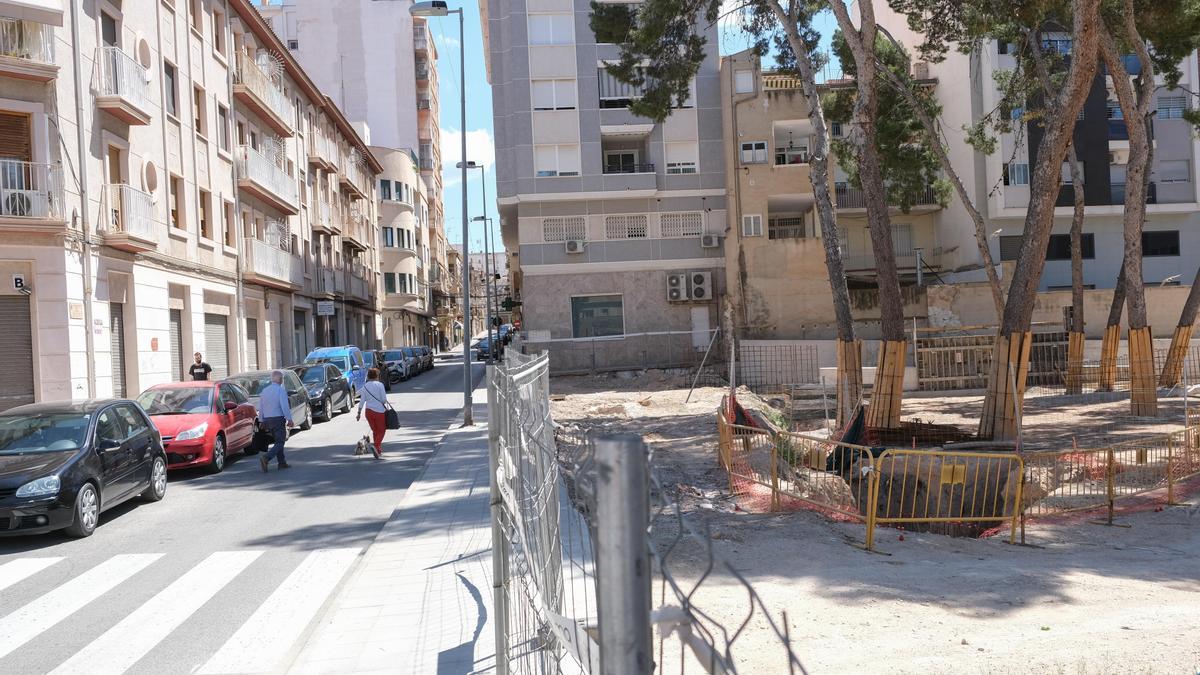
[289,390,495,674]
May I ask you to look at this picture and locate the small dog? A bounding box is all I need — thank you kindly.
[354,434,372,456]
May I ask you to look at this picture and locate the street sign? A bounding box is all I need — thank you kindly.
[316,301,335,316]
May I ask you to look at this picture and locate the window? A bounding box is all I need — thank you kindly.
[384,273,396,294]
[190,0,204,33]
[223,201,235,247]
[531,79,577,111]
[572,295,623,338]
[163,61,178,118]
[169,174,183,229]
[528,13,573,45]
[198,189,212,239]
[1041,38,1072,55]
[193,85,207,137]
[216,104,230,152]
[380,179,392,200]
[831,122,843,137]
[1158,95,1186,120]
[287,39,299,50]
[997,40,1010,55]
[734,70,754,94]
[742,214,763,237]
[1106,100,1123,119]
[661,212,704,238]
[542,216,586,242]
[740,141,767,164]
[1045,233,1095,260]
[382,227,395,247]
[1061,161,1083,184]
[1157,160,1190,183]
[604,214,648,239]
[213,8,226,54]
[1004,163,1030,186]
[665,142,698,174]
[598,66,645,107]
[1142,230,1180,257]
[534,144,580,177]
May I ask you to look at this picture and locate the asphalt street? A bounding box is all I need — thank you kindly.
[0,356,484,675]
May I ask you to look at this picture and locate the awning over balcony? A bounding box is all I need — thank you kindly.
[0,0,63,26]
[600,123,653,138]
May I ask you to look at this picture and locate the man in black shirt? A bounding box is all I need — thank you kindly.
[189,352,213,381]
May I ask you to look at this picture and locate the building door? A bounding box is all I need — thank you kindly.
[100,11,118,47]
[0,296,34,411]
[0,111,34,218]
[204,314,229,379]
[109,303,126,397]
[169,308,184,381]
[293,310,307,361]
[245,318,259,370]
[107,145,122,230]
[690,306,710,350]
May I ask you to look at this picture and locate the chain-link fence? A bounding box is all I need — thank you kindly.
[489,350,805,673]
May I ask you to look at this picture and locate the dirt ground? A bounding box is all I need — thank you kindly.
[550,372,1200,675]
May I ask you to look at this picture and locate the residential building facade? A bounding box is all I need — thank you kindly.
[481,0,728,370]
[0,0,379,411]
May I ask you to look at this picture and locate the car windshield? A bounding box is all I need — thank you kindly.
[362,352,376,366]
[403,348,418,357]
[294,367,327,385]
[227,374,273,396]
[309,356,351,372]
[137,387,213,414]
[0,413,91,455]
[383,350,404,361]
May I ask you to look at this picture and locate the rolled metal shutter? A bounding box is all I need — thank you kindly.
[245,318,259,370]
[109,303,126,397]
[0,296,34,411]
[204,314,229,379]
[169,309,183,381]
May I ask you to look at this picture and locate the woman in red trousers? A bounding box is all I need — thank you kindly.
[356,368,390,459]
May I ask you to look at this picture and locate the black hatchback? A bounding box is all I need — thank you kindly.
[0,400,168,538]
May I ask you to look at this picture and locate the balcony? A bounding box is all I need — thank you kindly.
[344,205,371,250]
[346,266,370,303]
[101,184,159,252]
[312,199,337,234]
[314,266,337,297]
[339,160,370,200]
[842,246,944,274]
[1,160,65,230]
[233,51,293,137]
[237,145,299,214]
[307,132,338,172]
[415,62,430,82]
[0,18,56,81]
[95,47,151,125]
[767,216,808,240]
[1110,182,1158,206]
[413,26,429,52]
[835,183,941,212]
[242,237,301,291]
[602,162,655,175]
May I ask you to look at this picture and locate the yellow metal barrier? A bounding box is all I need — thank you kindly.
[777,431,875,522]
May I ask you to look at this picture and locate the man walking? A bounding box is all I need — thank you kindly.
[189,352,212,381]
[258,370,294,472]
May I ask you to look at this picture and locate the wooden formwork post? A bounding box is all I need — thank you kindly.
[979,332,1032,441]
[1159,325,1194,388]
[1098,324,1120,392]
[1167,434,1178,506]
[1066,331,1085,395]
[1105,447,1117,526]
[1129,326,1159,417]
[865,339,906,429]
[836,339,864,429]
[770,434,781,512]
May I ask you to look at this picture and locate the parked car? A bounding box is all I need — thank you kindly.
[381,348,416,383]
[136,381,257,473]
[305,346,366,399]
[288,363,353,422]
[226,369,312,431]
[474,337,496,361]
[415,346,435,372]
[403,347,426,374]
[0,400,167,538]
[360,350,392,391]
[498,324,514,345]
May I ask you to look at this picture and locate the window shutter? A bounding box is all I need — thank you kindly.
[0,112,33,162]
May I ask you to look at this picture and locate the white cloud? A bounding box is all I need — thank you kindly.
[441,128,495,186]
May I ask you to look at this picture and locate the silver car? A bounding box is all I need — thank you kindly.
[381,348,417,382]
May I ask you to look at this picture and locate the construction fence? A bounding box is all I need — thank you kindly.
[716,410,1200,549]
[514,329,725,376]
[489,350,803,674]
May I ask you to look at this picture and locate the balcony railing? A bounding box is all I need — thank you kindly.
[413,26,429,51]
[237,144,298,209]
[416,65,429,81]
[762,73,802,91]
[775,148,810,165]
[0,18,54,65]
[767,217,807,240]
[603,163,655,175]
[835,183,940,209]
[842,246,944,272]
[234,51,293,132]
[1110,182,1158,205]
[96,46,152,120]
[243,237,296,286]
[308,132,339,169]
[1,161,64,220]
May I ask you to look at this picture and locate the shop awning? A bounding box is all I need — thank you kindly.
[0,0,64,26]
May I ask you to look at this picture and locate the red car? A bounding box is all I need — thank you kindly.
[135,381,257,472]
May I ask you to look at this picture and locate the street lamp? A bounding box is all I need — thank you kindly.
[459,159,497,361]
[411,0,473,425]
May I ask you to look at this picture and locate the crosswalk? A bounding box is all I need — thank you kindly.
[0,548,361,675]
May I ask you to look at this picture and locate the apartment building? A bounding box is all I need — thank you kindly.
[481,0,728,369]
[0,0,379,410]
[259,0,452,349]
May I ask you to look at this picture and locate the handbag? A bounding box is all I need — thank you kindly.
[368,387,402,430]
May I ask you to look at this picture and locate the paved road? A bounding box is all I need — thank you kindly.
[0,357,483,675]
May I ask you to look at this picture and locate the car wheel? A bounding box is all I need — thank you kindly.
[64,483,100,538]
[319,395,332,422]
[338,391,352,414]
[141,456,167,502]
[300,405,313,431]
[210,434,227,473]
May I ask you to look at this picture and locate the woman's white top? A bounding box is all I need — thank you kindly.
[358,380,390,414]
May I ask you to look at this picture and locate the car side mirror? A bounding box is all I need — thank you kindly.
[352,365,361,371]
[96,438,120,452]
[224,401,238,411]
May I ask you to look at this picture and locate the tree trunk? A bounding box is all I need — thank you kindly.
[1099,266,1126,391]
[767,0,860,426]
[829,0,907,430]
[979,0,1103,440]
[1159,266,1200,387]
[979,332,1032,444]
[1101,21,1156,416]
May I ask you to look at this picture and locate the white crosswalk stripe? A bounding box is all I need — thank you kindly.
[0,557,63,593]
[0,554,162,661]
[47,550,263,675]
[198,548,361,674]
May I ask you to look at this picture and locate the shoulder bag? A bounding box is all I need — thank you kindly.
[368,386,401,430]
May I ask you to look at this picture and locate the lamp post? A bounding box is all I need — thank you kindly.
[411,0,472,425]
[460,160,498,361]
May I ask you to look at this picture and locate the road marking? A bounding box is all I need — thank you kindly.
[0,554,161,660]
[48,551,262,675]
[0,557,63,593]
[198,548,360,674]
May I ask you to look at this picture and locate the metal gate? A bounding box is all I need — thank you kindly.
[204,313,229,379]
[293,309,306,364]
[245,318,259,371]
[0,296,34,411]
[110,303,126,397]
[169,308,183,381]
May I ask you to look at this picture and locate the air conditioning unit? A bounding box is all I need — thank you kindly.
[700,234,721,249]
[689,271,713,302]
[565,240,585,254]
[666,273,688,302]
[911,61,930,80]
[2,190,47,218]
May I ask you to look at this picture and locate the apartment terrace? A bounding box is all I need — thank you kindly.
[233,51,293,137]
[307,129,339,172]
[0,160,65,232]
[0,16,56,81]
[237,144,299,214]
[95,46,152,125]
[242,236,301,291]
